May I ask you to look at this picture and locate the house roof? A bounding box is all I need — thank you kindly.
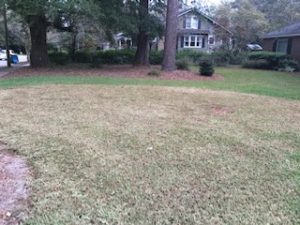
[178,8,233,34]
[263,21,300,39]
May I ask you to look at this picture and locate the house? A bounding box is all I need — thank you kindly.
[158,8,232,53]
[262,22,300,63]
[99,33,133,51]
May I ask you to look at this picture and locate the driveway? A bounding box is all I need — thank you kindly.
[0,55,29,77]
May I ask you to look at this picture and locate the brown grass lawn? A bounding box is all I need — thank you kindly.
[0,85,299,224]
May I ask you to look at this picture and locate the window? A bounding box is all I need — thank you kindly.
[185,16,199,29]
[183,35,202,48]
[191,17,199,29]
[185,17,191,29]
[209,37,214,45]
[190,36,196,47]
[276,39,288,53]
[184,36,189,47]
[196,36,201,47]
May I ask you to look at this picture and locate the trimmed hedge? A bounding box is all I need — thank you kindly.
[74,51,93,63]
[247,51,288,70]
[50,49,299,71]
[176,58,189,70]
[242,59,270,70]
[176,49,208,64]
[248,51,288,61]
[73,49,164,65]
[243,51,299,71]
[49,52,70,65]
[176,50,248,66]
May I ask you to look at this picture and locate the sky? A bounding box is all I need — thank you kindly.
[206,0,234,6]
[207,0,223,5]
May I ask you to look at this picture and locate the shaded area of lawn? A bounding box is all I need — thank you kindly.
[0,85,299,224]
[0,67,300,100]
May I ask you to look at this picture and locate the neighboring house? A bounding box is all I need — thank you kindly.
[99,33,133,51]
[262,22,300,63]
[158,8,232,53]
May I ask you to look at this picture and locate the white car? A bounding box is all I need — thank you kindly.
[246,44,263,51]
[0,50,7,60]
[0,49,15,60]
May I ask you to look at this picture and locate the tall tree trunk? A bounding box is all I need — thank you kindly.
[134,0,149,65]
[27,15,49,68]
[70,31,77,62]
[162,0,178,71]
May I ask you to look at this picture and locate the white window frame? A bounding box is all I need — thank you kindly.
[183,35,202,48]
[276,39,288,53]
[185,16,199,29]
[185,17,192,29]
[191,16,199,29]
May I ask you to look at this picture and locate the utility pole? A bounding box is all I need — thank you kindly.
[3,3,11,67]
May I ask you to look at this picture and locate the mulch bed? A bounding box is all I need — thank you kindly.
[3,64,223,81]
[0,143,30,225]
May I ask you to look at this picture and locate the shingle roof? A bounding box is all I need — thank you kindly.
[263,22,300,38]
[178,8,232,34]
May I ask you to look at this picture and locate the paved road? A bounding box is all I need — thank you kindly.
[0,55,30,78]
[0,55,28,67]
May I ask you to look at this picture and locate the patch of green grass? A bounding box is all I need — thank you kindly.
[0,67,300,100]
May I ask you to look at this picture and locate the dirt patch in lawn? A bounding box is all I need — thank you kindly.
[0,142,30,225]
[211,104,235,116]
[3,64,223,81]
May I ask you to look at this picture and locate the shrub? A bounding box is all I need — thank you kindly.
[176,58,189,70]
[176,49,207,64]
[199,59,214,76]
[248,51,288,61]
[150,50,163,65]
[74,51,93,63]
[147,70,161,77]
[211,51,231,66]
[98,49,135,64]
[242,59,270,70]
[229,51,248,65]
[243,51,300,72]
[48,52,70,65]
[278,59,299,72]
[247,51,289,70]
[90,56,103,68]
[74,49,136,64]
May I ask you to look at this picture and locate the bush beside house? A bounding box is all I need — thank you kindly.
[242,51,299,71]
[49,48,299,73]
[49,52,70,65]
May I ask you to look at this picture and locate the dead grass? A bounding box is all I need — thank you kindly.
[0,85,299,225]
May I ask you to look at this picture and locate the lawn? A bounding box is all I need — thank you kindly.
[0,68,299,224]
[0,67,300,100]
[0,83,299,224]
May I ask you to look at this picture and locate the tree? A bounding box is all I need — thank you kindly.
[251,0,300,29]
[53,0,102,61]
[214,0,268,50]
[122,0,164,66]
[6,0,57,67]
[231,0,268,49]
[162,0,178,71]
[214,2,233,50]
[134,0,150,65]
[5,0,105,67]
